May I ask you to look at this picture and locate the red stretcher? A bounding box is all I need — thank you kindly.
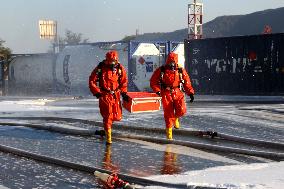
[123,92,162,113]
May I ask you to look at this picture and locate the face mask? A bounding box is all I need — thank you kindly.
[170,62,176,70]
[110,61,117,71]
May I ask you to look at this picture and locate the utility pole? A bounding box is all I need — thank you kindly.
[38,20,58,93]
[39,20,58,53]
[188,0,203,39]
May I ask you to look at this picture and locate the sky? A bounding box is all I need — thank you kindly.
[0,0,284,54]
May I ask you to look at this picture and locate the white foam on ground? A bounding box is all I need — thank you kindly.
[0,186,9,189]
[0,99,80,112]
[190,104,284,130]
[146,161,284,189]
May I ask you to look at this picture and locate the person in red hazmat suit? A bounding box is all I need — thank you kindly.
[150,52,194,140]
[89,50,129,144]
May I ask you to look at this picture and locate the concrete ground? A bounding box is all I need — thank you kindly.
[0,95,283,189]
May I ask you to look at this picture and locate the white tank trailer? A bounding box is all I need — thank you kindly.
[8,42,185,96]
[8,54,54,95]
[55,43,128,95]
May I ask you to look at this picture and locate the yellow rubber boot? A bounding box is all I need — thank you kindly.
[105,128,112,145]
[166,127,173,140]
[174,118,180,129]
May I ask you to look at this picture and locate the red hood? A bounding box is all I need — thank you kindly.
[105,50,119,64]
[166,52,178,65]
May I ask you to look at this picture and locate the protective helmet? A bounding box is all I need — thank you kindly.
[105,50,119,64]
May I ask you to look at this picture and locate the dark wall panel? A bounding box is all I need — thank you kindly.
[185,33,284,95]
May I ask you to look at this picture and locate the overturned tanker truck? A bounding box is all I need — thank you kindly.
[7,41,184,96]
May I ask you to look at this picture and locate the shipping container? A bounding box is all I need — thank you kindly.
[185,33,284,95]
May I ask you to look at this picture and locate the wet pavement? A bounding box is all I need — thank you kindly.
[0,96,283,188]
[0,151,99,189]
[0,126,237,175]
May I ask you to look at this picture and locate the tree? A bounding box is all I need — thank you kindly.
[64,29,89,45]
[121,35,136,42]
[0,39,12,60]
[49,29,89,53]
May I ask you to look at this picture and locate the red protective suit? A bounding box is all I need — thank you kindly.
[150,52,194,128]
[89,51,128,130]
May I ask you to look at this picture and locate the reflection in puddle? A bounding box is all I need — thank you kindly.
[102,144,120,173]
[161,145,181,175]
[101,143,183,177]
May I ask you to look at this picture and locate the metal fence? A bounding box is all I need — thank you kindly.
[185,33,284,95]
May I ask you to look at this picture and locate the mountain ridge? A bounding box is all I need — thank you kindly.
[125,7,284,41]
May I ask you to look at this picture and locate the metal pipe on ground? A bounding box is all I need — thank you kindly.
[0,121,283,160]
[1,116,283,150]
[117,134,284,160]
